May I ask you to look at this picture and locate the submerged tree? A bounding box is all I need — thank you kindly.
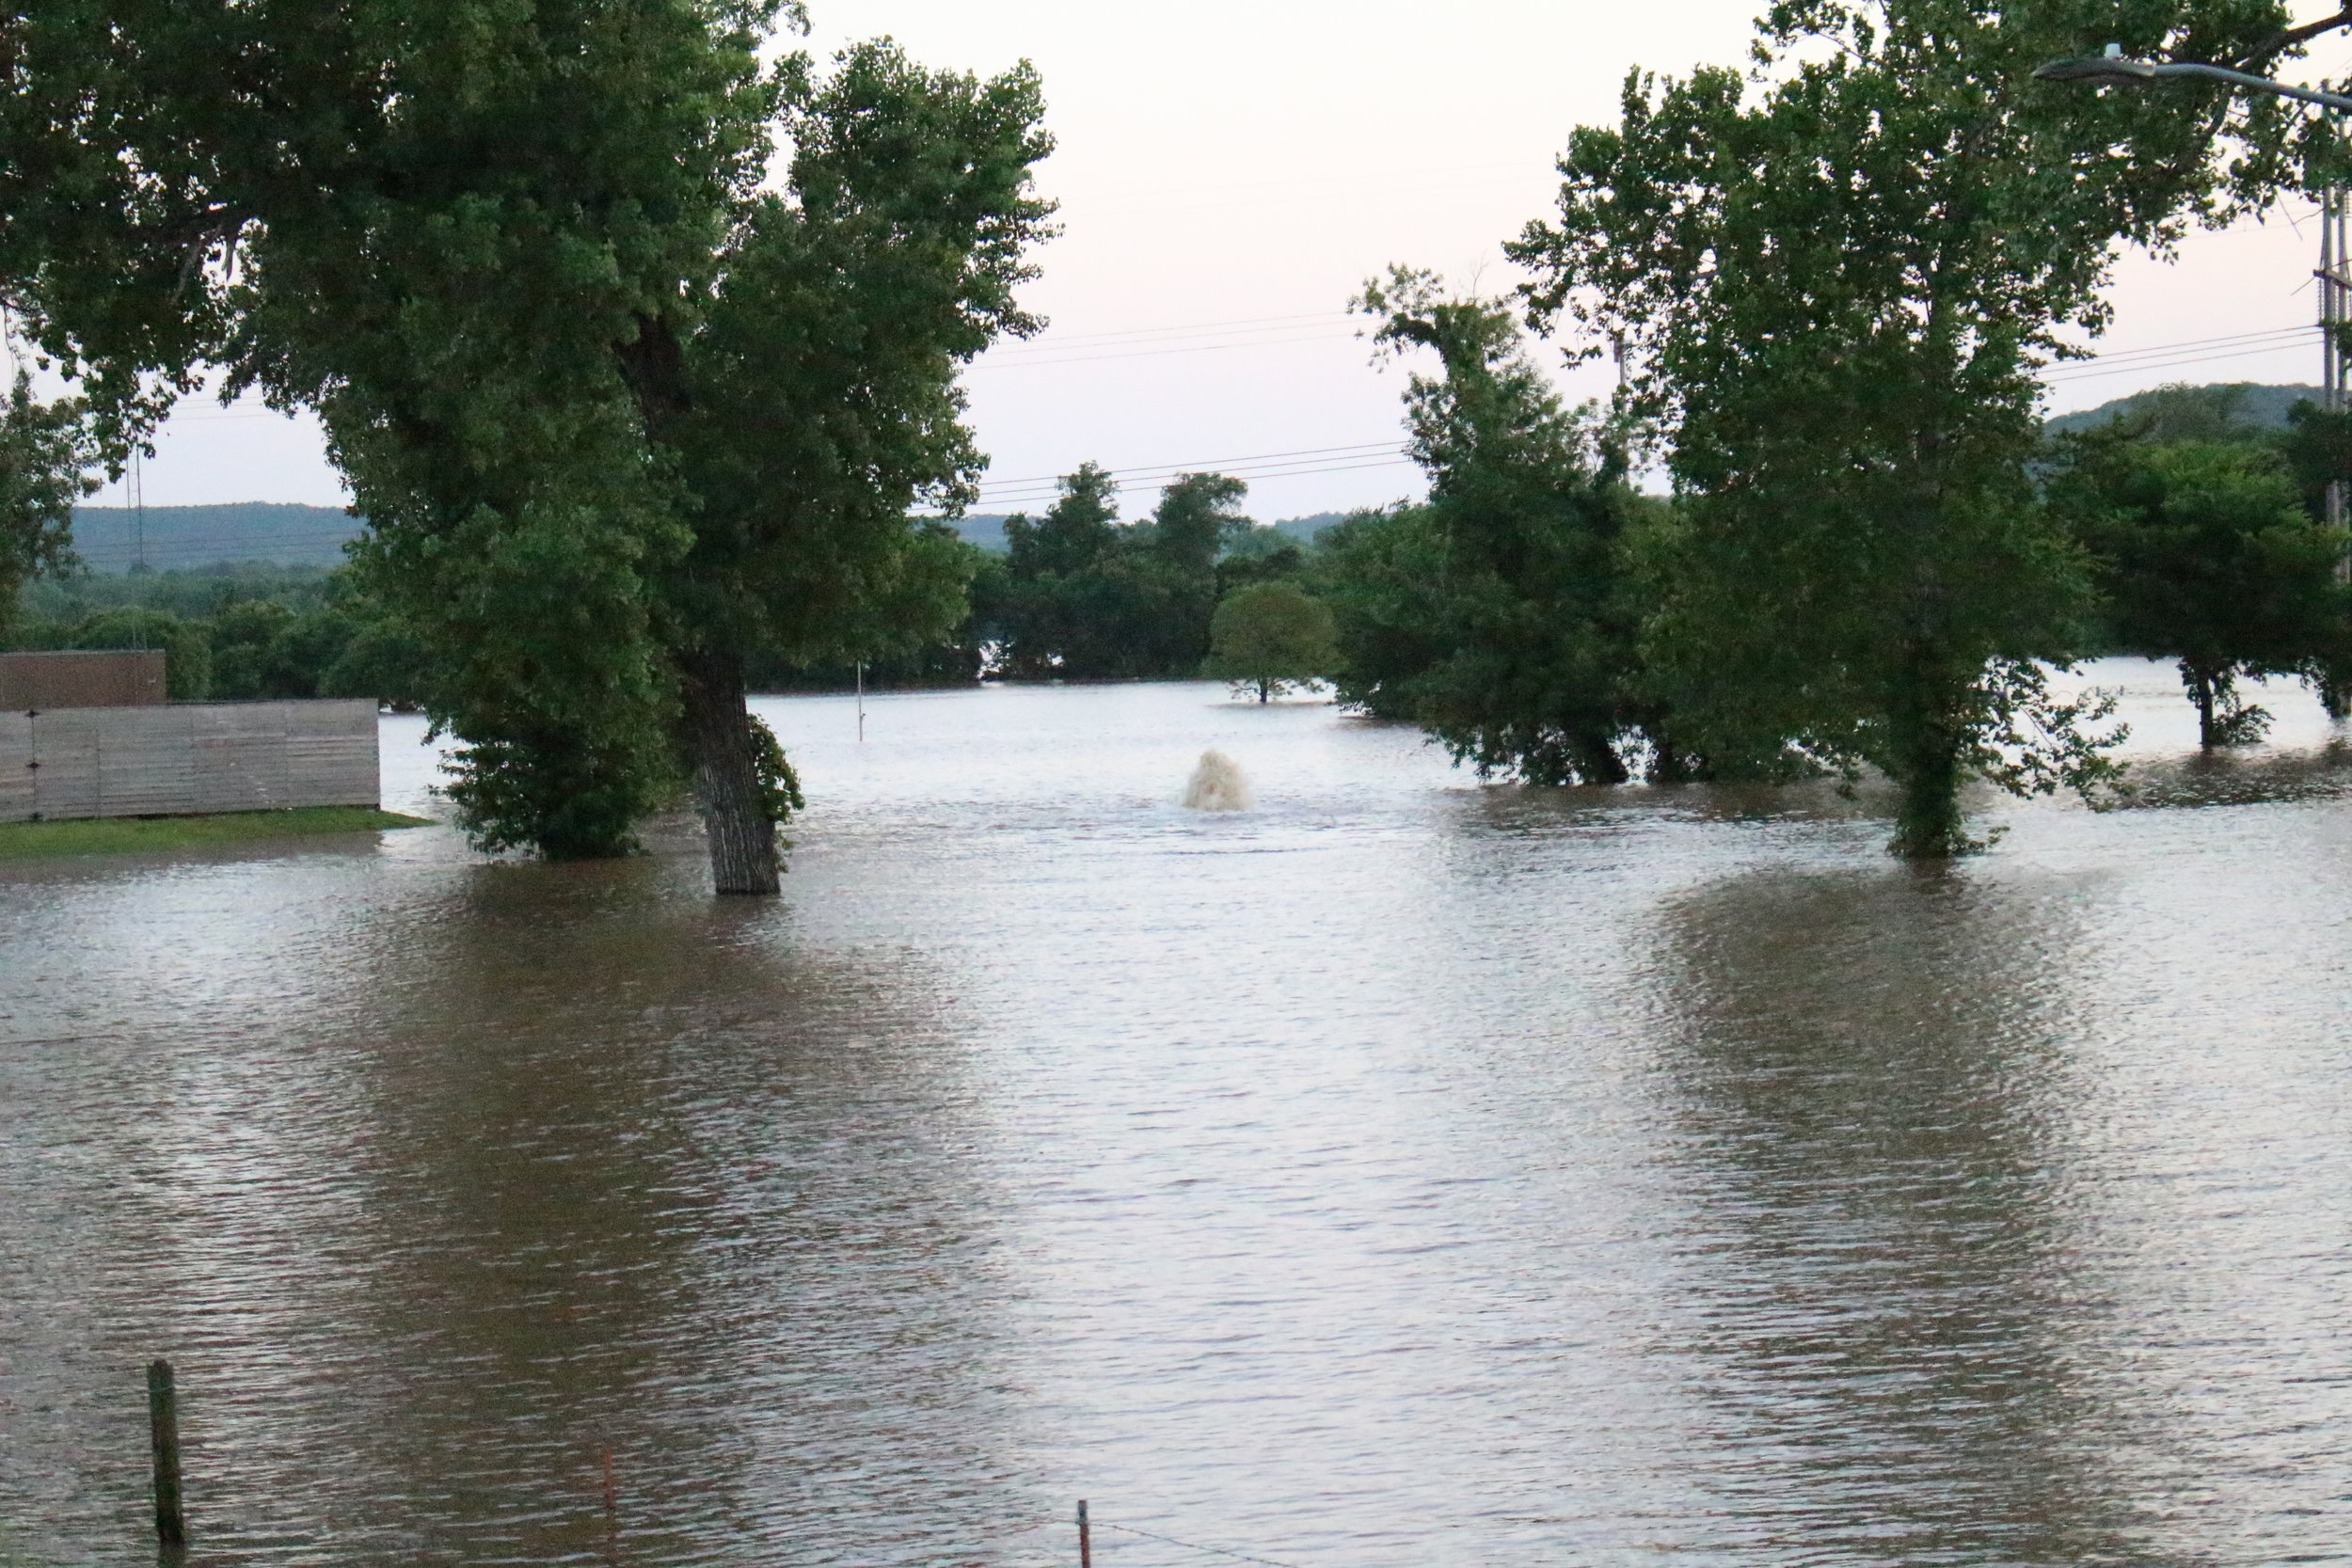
[2053,432,2348,746]
[643,43,1054,891]
[1203,580,1338,702]
[1510,0,2312,854]
[1321,269,1658,784]
[991,467,1264,680]
[0,4,1051,892]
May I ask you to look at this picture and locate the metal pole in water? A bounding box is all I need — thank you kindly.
[1077,1499,1091,1568]
[148,1359,187,1553]
[601,1446,619,1557]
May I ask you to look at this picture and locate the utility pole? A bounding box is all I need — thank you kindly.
[2323,182,2349,545]
[2037,46,2352,711]
[2320,181,2352,716]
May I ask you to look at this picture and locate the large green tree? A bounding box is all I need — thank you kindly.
[637,42,1052,891]
[1510,0,2317,855]
[1320,270,1661,785]
[0,4,1050,893]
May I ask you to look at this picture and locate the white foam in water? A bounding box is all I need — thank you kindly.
[1182,749,1252,812]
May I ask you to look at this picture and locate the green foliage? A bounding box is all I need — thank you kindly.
[1203,581,1340,703]
[1315,504,1455,720]
[1508,0,2304,854]
[0,8,1050,878]
[657,42,1053,669]
[0,806,430,861]
[1321,270,1657,784]
[992,467,1288,680]
[0,373,97,640]
[18,563,338,624]
[2281,399,2352,519]
[2052,432,2349,745]
[2066,382,2265,445]
[0,0,796,855]
[8,564,432,709]
[205,599,302,700]
[748,714,805,826]
[66,608,211,700]
[2047,382,2325,440]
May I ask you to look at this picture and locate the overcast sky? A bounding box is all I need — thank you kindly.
[70,0,2352,525]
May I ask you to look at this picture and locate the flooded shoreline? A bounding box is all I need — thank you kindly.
[4,662,2350,1564]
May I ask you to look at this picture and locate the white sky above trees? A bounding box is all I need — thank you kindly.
[77,1,2352,522]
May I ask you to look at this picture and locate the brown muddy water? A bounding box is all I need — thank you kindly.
[4,661,2351,1566]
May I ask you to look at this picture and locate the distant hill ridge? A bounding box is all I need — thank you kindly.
[2044,382,2324,436]
[68,388,2319,571]
[70,502,361,572]
[72,500,1360,571]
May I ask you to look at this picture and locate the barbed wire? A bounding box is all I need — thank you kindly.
[1098,1518,1306,1568]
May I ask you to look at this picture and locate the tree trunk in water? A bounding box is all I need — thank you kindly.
[1571,729,1630,785]
[678,648,780,895]
[1258,677,1270,704]
[1887,673,1968,859]
[2189,664,2218,749]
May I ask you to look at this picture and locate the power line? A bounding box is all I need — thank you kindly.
[973,327,1358,372]
[2048,323,2315,367]
[992,309,1348,352]
[2044,335,2323,386]
[973,439,1405,495]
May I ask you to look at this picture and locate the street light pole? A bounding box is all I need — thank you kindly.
[2032,47,2352,113]
[2039,41,2352,608]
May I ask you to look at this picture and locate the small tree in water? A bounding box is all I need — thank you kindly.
[1322,269,1664,784]
[2052,432,2349,748]
[1204,581,1338,703]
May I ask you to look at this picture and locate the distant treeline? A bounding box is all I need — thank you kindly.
[58,499,1352,573]
[17,378,2343,753]
[8,563,426,705]
[6,490,1335,701]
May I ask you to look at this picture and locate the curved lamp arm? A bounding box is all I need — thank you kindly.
[2034,53,2352,114]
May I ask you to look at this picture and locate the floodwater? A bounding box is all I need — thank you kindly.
[4,659,2351,1566]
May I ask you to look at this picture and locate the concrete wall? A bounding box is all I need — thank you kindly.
[0,650,167,709]
[0,700,379,822]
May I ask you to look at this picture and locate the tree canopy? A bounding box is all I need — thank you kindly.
[1509,0,2313,854]
[1319,269,1660,784]
[0,5,1052,891]
[0,374,93,639]
[1204,580,1339,704]
[989,467,1286,681]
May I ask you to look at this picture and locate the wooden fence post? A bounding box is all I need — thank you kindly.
[1077,1498,1090,1568]
[148,1359,186,1552]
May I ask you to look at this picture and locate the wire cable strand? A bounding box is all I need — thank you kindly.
[972,441,1406,494]
[1097,1518,1307,1568]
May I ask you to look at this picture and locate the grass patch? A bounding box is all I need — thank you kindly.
[0,804,433,859]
